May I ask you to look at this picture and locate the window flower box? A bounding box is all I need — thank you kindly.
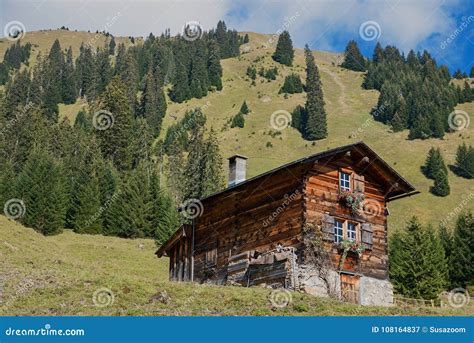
[338,189,364,216]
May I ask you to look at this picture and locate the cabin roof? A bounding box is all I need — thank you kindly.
[201,141,416,203]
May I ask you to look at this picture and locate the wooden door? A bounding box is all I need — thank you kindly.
[340,274,360,304]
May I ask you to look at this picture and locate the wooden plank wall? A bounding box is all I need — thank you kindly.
[303,155,389,279]
[192,165,307,283]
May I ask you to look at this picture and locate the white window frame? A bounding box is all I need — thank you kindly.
[347,222,357,241]
[339,171,351,191]
[334,220,344,243]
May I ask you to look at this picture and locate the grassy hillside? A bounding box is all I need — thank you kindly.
[0,215,470,316]
[1,30,473,231]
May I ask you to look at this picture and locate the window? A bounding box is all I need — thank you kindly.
[347,222,357,241]
[334,220,359,243]
[339,171,351,191]
[334,220,344,243]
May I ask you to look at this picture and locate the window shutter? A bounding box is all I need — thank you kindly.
[353,173,365,193]
[361,223,373,248]
[322,214,335,241]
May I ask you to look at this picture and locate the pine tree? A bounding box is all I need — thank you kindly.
[454,143,473,179]
[303,45,327,140]
[95,77,134,171]
[61,47,77,104]
[423,147,447,179]
[272,31,294,66]
[16,147,66,235]
[432,170,450,196]
[449,211,474,287]
[341,40,366,72]
[231,112,245,128]
[239,100,250,114]
[389,217,448,299]
[207,40,223,91]
[279,73,304,94]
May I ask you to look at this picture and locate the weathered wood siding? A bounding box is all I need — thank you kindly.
[192,165,307,283]
[303,156,389,279]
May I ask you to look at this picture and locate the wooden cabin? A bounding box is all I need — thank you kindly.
[156,142,417,306]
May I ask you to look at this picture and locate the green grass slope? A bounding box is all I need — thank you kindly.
[0,215,470,316]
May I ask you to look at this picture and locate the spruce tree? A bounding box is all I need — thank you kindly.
[272,31,294,66]
[95,77,134,171]
[470,66,474,78]
[201,128,225,196]
[239,101,250,114]
[389,217,448,299]
[341,40,366,72]
[231,112,245,128]
[432,170,450,196]
[207,39,223,91]
[61,47,77,104]
[423,147,447,179]
[16,147,66,235]
[438,224,452,264]
[449,211,474,288]
[291,105,306,134]
[454,143,473,179]
[303,45,327,140]
[108,36,116,55]
[279,73,303,94]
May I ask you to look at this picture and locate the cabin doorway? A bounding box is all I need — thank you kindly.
[340,274,360,304]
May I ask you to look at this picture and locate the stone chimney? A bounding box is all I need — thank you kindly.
[227,155,248,187]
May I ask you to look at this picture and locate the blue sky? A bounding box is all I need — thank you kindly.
[1,0,473,73]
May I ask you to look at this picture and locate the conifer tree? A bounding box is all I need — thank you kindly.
[454,143,473,179]
[280,73,304,94]
[449,211,473,288]
[169,57,190,103]
[438,224,452,264]
[341,40,366,72]
[109,36,116,55]
[470,66,474,78]
[61,47,77,104]
[201,128,225,196]
[389,217,448,299]
[291,105,306,134]
[423,147,447,179]
[272,31,294,66]
[0,160,16,207]
[207,40,223,91]
[76,44,95,98]
[432,170,450,196]
[98,161,120,234]
[303,45,327,140]
[94,47,112,96]
[239,101,250,114]
[16,147,66,235]
[231,112,245,128]
[95,77,134,171]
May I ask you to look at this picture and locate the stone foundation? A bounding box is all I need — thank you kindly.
[359,276,394,306]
